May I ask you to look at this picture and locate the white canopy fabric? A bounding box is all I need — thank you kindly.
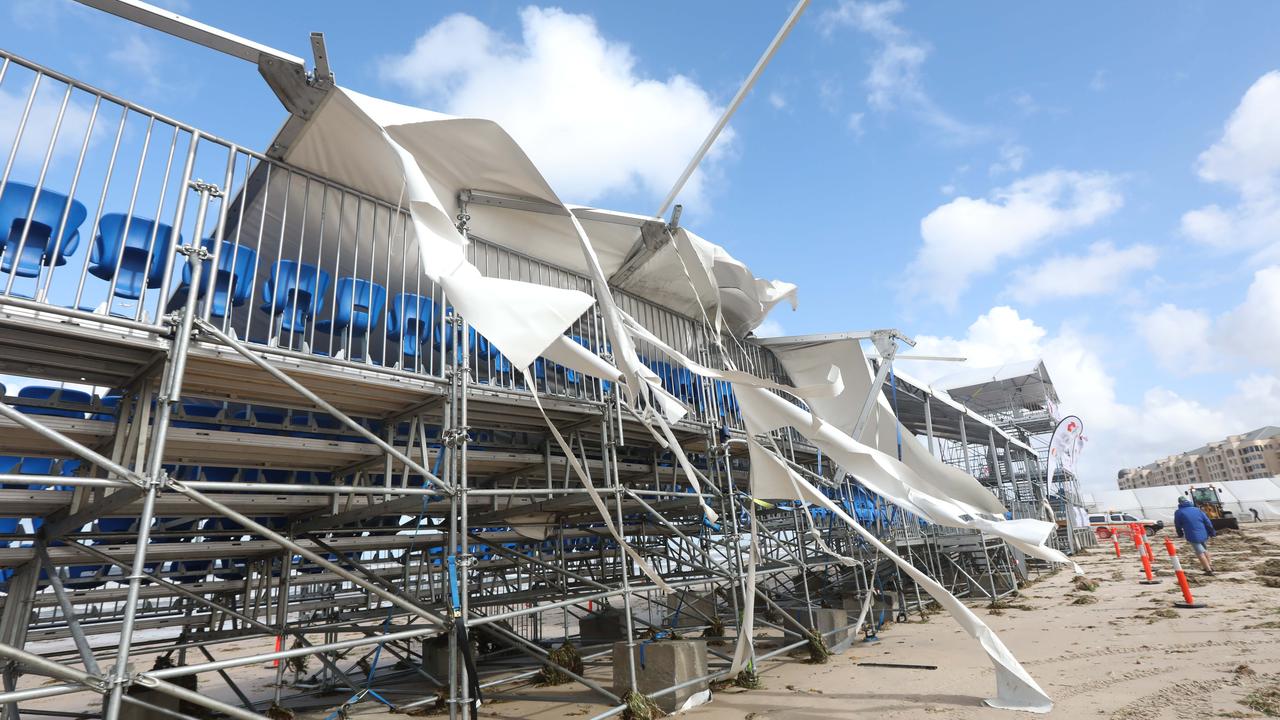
[934,359,1050,391]
[278,88,794,338]
[765,336,1007,517]
[1086,478,1280,523]
[270,85,1061,713]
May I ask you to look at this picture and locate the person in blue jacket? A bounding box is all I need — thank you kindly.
[1174,496,1216,575]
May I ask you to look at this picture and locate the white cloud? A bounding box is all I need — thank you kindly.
[847,111,865,136]
[817,78,844,113]
[107,34,165,93]
[0,87,98,172]
[1135,303,1214,375]
[1089,69,1108,92]
[380,8,732,205]
[1005,241,1157,304]
[1135,265,1280,376]
[821,0,984,143]
[939,183,956,196]
[754,317,786,338]
[988,142,1028,176]
[904,171,1124,309]
[1181,71,1280,257]
[1218,265,1280,368]
[1011,91,1038,115]
[911,306,1278,491]
[768,91,787,110]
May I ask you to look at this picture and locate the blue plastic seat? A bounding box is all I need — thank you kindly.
[671,367,698,404]
[260,260,330,334]
[0,517,20,550]
[168,559,211,584]
[468,328,511,377]
[0,182,87,278]
[97,517,135,534]
[172,398,223,429]
[712,380,738,420]
[1,457,52,489]
[90,395,120,422]
[388,292,436,359]
[231,406,287,434]
[177,239,257,318]
[317,277,387,336]
[90,213,181,300]
[316,277,387,357]
[14,386,94,418]
[648,360,675,394]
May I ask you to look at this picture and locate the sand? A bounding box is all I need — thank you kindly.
[471,523,1280,720]
[15,523,1280,719]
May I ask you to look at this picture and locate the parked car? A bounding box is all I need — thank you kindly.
[1087,511,1165,539]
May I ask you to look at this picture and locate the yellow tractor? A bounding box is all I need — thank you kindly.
[1187,486,1240,531]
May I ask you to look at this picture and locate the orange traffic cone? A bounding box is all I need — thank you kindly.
[1163,537,1206,609]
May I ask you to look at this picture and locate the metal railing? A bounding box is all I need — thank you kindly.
[0,47,795,431]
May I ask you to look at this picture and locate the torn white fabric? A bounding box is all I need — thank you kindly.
[751,440,1053,713]
[368,107,594,370]
[620,313,844,401]
[820,492,1052,711]
[520,367,673,594]
[728,499,760,676]
[768,337,1006,517]
[733,384,1079,573]
[281,89,796,336]
[566,210,730,526]
[541,334,624,383]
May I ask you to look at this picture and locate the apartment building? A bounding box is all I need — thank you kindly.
[1117,426,1280,490]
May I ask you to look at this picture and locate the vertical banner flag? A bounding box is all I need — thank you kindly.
[1045,415,1085,488]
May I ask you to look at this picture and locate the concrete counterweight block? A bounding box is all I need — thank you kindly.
[612,639,710,713]
[783,607,854,654]
[976,572,1017,597]
[422,635,450,687]
[665,590,718,629]
[121,674,198,720]
[580,607,632,643]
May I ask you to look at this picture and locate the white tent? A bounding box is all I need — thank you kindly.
[258,87,795,339]
[1086,478,1280,523]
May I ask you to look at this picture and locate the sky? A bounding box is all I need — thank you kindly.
[4,0,1280,492]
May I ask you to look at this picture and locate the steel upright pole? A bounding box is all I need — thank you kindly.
[104,172,214,720]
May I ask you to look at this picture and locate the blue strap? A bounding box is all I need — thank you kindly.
[431,438,445,477]
[638,631,668,669]
[447,556,461,613]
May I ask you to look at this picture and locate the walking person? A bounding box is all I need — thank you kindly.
[1174,497,1216,575]
[1250,507,1262,523]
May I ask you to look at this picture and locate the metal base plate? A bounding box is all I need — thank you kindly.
[1173,602,1207,609]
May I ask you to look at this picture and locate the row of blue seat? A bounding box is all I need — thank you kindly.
[2,182,745,416]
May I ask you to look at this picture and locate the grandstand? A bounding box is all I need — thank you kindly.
[0,5,1082,719]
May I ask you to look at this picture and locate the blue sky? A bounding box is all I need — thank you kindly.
[5,0,1280,490]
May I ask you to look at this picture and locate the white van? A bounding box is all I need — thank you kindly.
[1087,512,1164,538]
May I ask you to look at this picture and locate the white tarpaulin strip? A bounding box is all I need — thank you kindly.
[374,118,594,371]
[620,313,844,401]
[749,439,1053,713]
[520,367,673,594]
[734,384,1080,573]
[769,338,1007,516]
[728,498,760,676]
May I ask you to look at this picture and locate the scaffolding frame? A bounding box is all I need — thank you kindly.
[0,44,1058,720]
